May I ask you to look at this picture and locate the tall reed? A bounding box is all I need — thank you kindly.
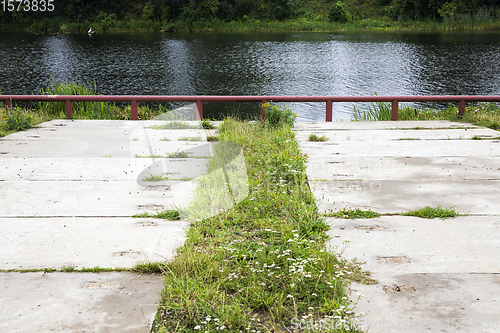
[37,80,119,119]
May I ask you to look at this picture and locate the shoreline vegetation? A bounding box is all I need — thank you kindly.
[1,1,500,34]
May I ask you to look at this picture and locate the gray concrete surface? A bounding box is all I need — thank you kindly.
[298,121,500,333]
[0,272,163,332]
[0,120,212,332]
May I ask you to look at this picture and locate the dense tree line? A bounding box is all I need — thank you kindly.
[1,0,499,28]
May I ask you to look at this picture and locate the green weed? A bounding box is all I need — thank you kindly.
[142,173,169,182]
[78,266,125,272]
[308,134,328,142]
[178,136,202,141]
[400,206,461,219]
[132,262,167,274]
[262,101,297,127]
[60,265,76,272]
[324,207,381,219]
[201,119,216,129]
[150,121,200,130]
[206,135,220,141]
[166,150,189,158]
[133,209,180,220]
[4,107,34,131]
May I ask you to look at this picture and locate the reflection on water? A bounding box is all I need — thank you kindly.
[1,31,499,121]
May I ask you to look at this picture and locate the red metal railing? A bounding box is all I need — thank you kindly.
[2,95,500,121]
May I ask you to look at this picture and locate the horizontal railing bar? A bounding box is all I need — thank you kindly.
[3,95,500,103]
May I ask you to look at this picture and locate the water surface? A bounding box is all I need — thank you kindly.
[1,31,499,120]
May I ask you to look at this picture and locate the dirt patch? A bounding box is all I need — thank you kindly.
[134,221,158,227]
[138,204,164,211]
[145,185,171,191]
[356,225,386,231]
[378,256,410,264]
[383,284,416,293]
[113,251,141,257]
[84,282,123,290]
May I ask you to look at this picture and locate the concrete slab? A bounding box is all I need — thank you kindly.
[0,217,188,269]
[300,139,500,158]
[0,119,219,331]
[350,274,500,333]
[326,216,500,275]
[306,156,500,181]
[295,128,498,142]
[0,180,196,217]
[0,272,163,333]
[312,179,500,214]
[294,120,480,131]
[297,121,500,333]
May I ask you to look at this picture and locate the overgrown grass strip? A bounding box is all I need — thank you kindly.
[152,118,366,333]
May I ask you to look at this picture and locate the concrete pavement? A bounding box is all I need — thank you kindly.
[297,121,500,332]
[0,119,215,332]
[2,119,499,332]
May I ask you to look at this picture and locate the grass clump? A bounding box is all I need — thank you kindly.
[60,265,76,272]
[166,150,189,158]
[201,118,216,129]
[206,135,220,141]
[309,134,328,142]
[134,209,180,220]
[142,173,169,182]
[132,262,167,274]
[262,101,297,127]
[152,117,366,333]
[150,121,200,130]
[324,207,381,219]
[400,206,460,219]
[1,106,50,137]
[178,136,202,141]
[4,107,34,131]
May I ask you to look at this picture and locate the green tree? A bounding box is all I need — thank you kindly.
[329,1,351,23]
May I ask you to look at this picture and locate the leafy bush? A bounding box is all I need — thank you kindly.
[5,107,33,131]
[329,1,351,23]
[262,102,297,127]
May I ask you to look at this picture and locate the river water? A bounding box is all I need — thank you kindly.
[1,31,499,121]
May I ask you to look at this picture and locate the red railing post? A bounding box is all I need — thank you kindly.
[391,100,398,121]
[131,100,138,120]
[5,99,11,110]
[458,100,465,118]
[326,100,332,122]
[260,100,266,121]
[65,100,73,118]
[196,100,203,121]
